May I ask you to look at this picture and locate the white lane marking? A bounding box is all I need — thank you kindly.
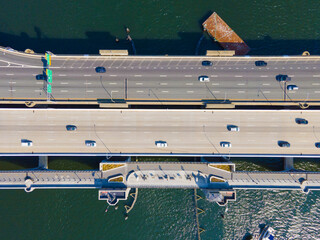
[211,75,218,77]
[186,83,193,85]
[260,75,269,77]
[238,91,245,93]
[84,82,92,85]
[263,91,271,93]
[60,82,69,85]
[187,91,194,93]
[248,118,256,120]
[110,75,117,77]
[235,75,243,78]
[211,83,219,85]
[136,83,143,85]
[6,73,14,76]
[59,74,66,76]
[162,91,169,93]
[86,90,94,93]
[312,83,320,85]
[160,75,167,77]
[8,81,16,84]
[262,83,270,86]
[60,90,69,92]
[289,75,294,77]
[121,131,131,134]
[34,90,42,92]
[237,83,245,86]
[314,91,320,93]
[84,74,91,77]
[212,91,220,93]
[109,82,117,85]
[136,91,144,93]
[134,75,142,77]
[8,89,16,92]
[160,83,168,85]
[185,75,192,77]
[313,75,320,77]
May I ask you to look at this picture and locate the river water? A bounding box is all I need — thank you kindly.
[0,1,320,239]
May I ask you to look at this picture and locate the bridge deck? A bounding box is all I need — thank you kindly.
[1,163,318,193]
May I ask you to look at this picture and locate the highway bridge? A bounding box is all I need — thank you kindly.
[1,47,320,106]
[0,162,319,206]
[2,108,320,157]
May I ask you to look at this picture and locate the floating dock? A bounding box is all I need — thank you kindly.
[202,12,250,55]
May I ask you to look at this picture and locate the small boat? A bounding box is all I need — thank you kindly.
[259,226,275,240]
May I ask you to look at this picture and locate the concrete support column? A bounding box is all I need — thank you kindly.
[39,156,48,169]
[284,157,294,171]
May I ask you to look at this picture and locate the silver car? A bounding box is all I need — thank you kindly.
[85,140,96,147]
[198,76,210,82]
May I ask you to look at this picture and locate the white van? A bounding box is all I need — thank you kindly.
[21,139,33,147]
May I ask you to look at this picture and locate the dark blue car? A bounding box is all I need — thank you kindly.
[255,61,267,67]
[202,60,213,66]
[95,66,106,73]
[276,74,291,82]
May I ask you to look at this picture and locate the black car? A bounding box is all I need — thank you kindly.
[255,61,267,67]
[295,118,308,125]
[315,142,320,148]
[276,74,291,82]
[202,60,213,66]
[278,141,290,148]
[36,74,47,80]
[66,125,77,131]
[95,66,106,73]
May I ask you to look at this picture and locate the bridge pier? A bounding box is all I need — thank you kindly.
[284,157,294,171]
[38,156,48,169]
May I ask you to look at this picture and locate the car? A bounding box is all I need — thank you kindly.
[36,74,47,80]
[276,74,291,82]
[255,60,267,67]
[21,139,33,147]
[295,118,308,125]
[202,60,213,66]
[95,66,106,73]
[220,141,232,148]
[227,125,240,132]
[287,85,298,91]
[198,76,210,82]
[155,141,168,148]
[85,140,96,147]
[66,125,77,131]
[315,142,320,148]
[278,141,290,147]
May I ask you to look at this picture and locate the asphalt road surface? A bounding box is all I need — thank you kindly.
[1,47,320,102]
[1,108,320,155]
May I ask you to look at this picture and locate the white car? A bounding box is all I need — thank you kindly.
[220,142,232,148]
[227,125,240,132]
[287,85,298,91]
[85,140,96,147]
[156,141,168,148]
[21,139,33,147]
[198,76,210,82]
